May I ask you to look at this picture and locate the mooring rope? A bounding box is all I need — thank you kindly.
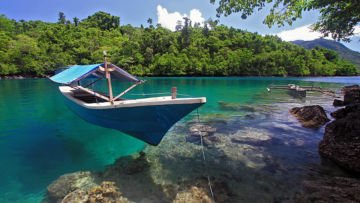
[196,108,216,203]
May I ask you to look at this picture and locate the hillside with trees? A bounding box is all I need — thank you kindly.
[0,12,358,77]
[292,39,360,68]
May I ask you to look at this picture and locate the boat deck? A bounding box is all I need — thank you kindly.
[72,89,122,103]
[59,86,206,109]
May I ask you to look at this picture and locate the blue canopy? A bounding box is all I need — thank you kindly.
[50,63,140,84]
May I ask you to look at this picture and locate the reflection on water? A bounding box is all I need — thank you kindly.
[0,77,358,202]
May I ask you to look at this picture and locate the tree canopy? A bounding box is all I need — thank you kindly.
[210,0,360,41]
[0,12,358,77]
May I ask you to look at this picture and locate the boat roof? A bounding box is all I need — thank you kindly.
[50,63,140,84]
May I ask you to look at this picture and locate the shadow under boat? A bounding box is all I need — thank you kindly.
[49,58,206,146]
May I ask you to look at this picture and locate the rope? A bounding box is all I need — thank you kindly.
[196,108,216,203]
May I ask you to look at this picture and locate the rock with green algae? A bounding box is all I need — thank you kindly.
[62,181,132,203]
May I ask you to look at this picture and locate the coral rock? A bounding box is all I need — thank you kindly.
[62,181,132,203]
[47,171,98,201]
[173,186,212,203]
[189,123,216,137]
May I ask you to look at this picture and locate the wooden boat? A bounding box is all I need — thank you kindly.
[268,84,336,98]
[50,55,206,145]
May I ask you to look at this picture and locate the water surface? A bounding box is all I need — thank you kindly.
[0,76,358,202]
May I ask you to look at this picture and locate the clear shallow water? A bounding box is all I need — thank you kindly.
[0,77,359,202]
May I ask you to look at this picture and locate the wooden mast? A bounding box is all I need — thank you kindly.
[104,51,114,104]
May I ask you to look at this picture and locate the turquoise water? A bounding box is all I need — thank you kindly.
[0,77,359,202]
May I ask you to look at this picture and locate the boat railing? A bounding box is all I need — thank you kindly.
[129,92,193,98]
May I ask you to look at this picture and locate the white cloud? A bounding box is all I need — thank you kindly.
[276,24,327,41]
[189,9,205,27]
[276,24,360,41]
[156,5,205,31]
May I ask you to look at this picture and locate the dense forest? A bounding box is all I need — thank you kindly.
[0,11,358,77]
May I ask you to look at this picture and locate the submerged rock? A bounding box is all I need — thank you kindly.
[295,176,360,202]
[104,152,149,177]
[218,101,256,112]
[62,181,131,203]
[46,171,99,201]
[186,123,221,146]
[188,123,216,137]
[319,104,360,173]
[173,186,212,203]
[290,105,330,128]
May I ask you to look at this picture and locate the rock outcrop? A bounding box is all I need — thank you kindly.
[342,85,360,105]
[290,105,330,128]
[332,85,360,107]
[333,99,344,107]
[319,104,360,173]
[330,104,360,119]
[320,84,360,173]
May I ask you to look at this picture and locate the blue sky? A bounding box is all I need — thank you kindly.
[1,0,359,51]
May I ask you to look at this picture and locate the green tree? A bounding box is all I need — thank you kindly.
[73,17,79,27]
[58,12,66,24]
[210,0,360,41]
[82,11,120,30]
[147,18,153,29]
[0,13,357,77]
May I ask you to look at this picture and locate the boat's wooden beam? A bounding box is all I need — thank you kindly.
[104,62,114,104]
[113,82,142,101]
[98,66,115,72]
[75,86,110,101]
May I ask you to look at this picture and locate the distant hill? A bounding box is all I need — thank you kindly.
[292,38,360,68]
